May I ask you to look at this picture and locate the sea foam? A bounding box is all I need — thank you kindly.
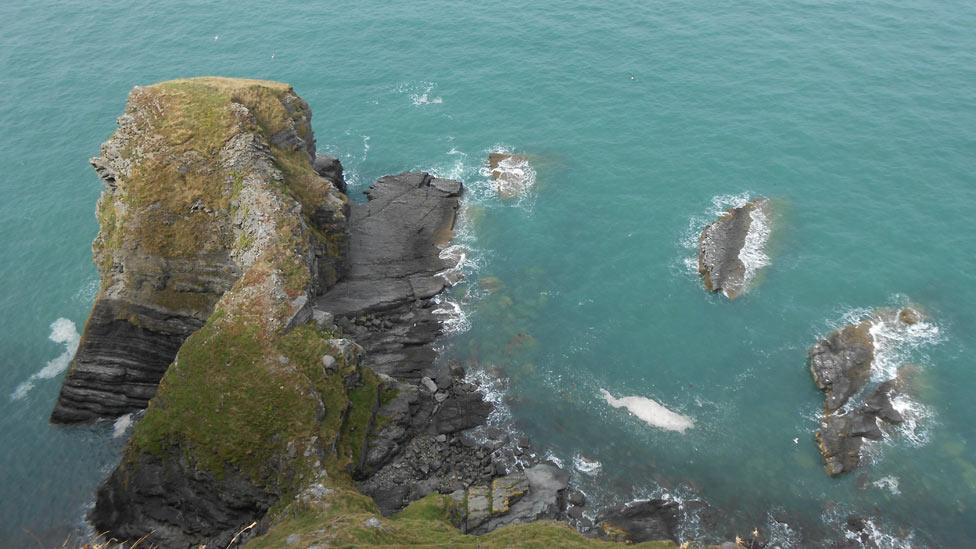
[11,318,80,400]
[600,389,695,433]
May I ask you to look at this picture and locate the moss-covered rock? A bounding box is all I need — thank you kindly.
[53,77,348,424]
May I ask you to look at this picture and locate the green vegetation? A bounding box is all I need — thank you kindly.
[248,491,677,548]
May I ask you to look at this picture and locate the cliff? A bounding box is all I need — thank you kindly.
[51,77,347,423]
[62,78,691,548]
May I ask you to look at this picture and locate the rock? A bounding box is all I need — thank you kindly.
[364,517,382,529]
[434,391,449,403]
[595,499,681,544]
[809,321,875,413]
[567,505,585,521]
[50,79,348,424]
[321,355,337,372]
[286,533,301,545]
[567,489,586,507]
[816,381,905,476]
[898,307,922,325]
[468,464,570,534]
[311,309,334,330]
[421,376,438,393]
[433,389,492,434]
[313,154,346,193]
[90,447,276,548]
[697,197,770,299]
[487,152,534,199]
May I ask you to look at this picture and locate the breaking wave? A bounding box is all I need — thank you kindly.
[572,454,603,476]
[11,318,81,400]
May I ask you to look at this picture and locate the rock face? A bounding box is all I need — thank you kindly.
[51,78,347,423]
[809,321,875,414]
[816,380,904,476]
[78,78,349,546]
[697,197,769,299]
[809,310,921,476]
[313,153,346,193]
[595,499,681,544]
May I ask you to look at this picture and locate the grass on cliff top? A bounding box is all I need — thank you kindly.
[248,491,678,548]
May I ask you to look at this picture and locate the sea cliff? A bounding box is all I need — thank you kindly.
[55,78,686,548]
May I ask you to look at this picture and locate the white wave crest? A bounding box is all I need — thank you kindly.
[600,389,695,433]
[739,200,771,287]
[396,81,443,106]
[11,318,81,400]
[573,454,603,476]
[431,296,470,335]
[867,312,941,383]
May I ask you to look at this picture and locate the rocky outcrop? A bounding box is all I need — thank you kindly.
[697,197,769,299]
[52,77,347,423]
[595,500,681,544]
[78,78,350,546]
[313,153,346,194]
[810,309,921,476]
[816,379,905,476]
[809,321,874,414]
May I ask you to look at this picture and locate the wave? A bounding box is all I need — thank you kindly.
[395,80,443,106]
[572,454,603,476]
[113,413,134,438]
[600,388,695,433]
[10,318,80,400]
[738,199,771,288]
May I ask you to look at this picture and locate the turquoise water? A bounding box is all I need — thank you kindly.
[2,1,975,546]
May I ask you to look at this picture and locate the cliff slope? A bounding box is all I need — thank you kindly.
[51,77,347,423]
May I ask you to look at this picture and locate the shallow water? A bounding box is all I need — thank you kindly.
[1,1,974,546]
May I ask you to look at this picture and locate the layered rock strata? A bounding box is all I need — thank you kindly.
[51,78,347,423]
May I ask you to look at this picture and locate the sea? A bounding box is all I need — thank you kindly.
[1,1,974,546]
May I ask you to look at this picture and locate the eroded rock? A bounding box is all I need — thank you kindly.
[697,197,770,299]
[809,321,874,414]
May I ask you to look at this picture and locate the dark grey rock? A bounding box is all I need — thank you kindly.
[809,321,875,413]
[313,154,346,193]
[90,447,274,548]
[697,197,769,299]
[816,381,906,476]
[595,499,681,544]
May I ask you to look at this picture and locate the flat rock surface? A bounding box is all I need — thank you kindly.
[314,172,461,317]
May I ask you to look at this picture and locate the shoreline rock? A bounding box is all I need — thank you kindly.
[697,197,769,299]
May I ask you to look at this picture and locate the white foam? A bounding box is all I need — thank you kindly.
[11,318,80,400]
[600,389,695,433]
[889,394,933,447]
[431,296,470,335]
[396,81,443,106]
[867,313,941,383]
[572,454,603,476]
[873,475,901,496]
[113,413,133,438]
[481,148,537,202]
[738,200,771,288]
[843,517,915,549]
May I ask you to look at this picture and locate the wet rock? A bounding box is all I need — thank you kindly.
[898,307,922,325]
[809,321,875,413]
[567,489,586,507]
[467,464,570,534]
[816,381,905,476]
[487,152,534,199]
[697,197,769,299]
[595,499,680,544]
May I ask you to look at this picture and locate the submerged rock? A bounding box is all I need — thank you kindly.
[488,152,534,199]
[809,321,875,414]
[697,197,770,299]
